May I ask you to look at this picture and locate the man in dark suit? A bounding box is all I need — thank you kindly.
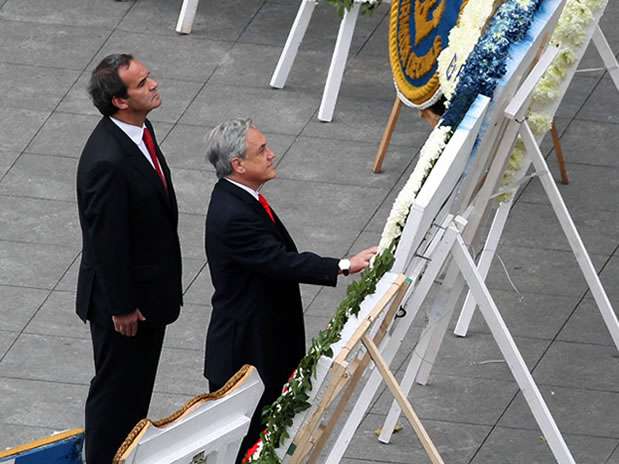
[204,118,376,462]
[76,54,182,463]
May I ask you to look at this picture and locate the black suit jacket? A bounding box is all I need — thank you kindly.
[76,117,183,327]
[204,179,339,389]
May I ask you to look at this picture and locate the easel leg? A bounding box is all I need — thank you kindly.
[451,233,577,464]
[454,199,513,336]
[551,121,570,185]
[520,121,619,350]
[176,0,200,34]
[592,25,619,90]
[270,0,317,89]
[326,218,455,460]
[362,335,445,464]
[373,97,403,173]
[318,2,361,122]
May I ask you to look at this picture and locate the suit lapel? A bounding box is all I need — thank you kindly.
[103,117,172,210]
[218,179,290,244]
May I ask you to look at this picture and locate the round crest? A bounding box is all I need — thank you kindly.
[388,0,468,109]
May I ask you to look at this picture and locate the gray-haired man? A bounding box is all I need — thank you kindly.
[203,118,376,462]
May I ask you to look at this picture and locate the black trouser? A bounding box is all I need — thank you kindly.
[85,321,165,464]
[209,380,281,464]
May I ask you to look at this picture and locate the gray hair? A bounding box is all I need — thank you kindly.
[206,118,254,178]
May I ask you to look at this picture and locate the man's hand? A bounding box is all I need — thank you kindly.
[112,309,146,337]
[349,246,379,274]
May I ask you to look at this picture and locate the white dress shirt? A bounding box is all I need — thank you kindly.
[224,177,260,201]
[109,116,156,169]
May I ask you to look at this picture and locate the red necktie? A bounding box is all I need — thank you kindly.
[142,127,168,191]
[258,193,275,223]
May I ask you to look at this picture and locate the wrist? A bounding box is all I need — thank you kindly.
[338,258,351,276]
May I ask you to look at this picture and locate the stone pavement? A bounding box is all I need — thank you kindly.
[0,0,617,462]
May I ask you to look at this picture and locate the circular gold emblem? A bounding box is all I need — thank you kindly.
[389,0,468,108]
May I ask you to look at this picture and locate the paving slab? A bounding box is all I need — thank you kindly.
[0,330,18,359]
[485,245,606,298]
[340,414,491,464]
[91,29,232,82]
[0,151,18,178]
[552,118,619,168]
[599,254,619,300]
[172,167,218,215]
[577,74,619,124]
[0,196,80,249]
[163,303,210,352]
[27,112,173,158]
[118,0,262,43]
[182,257,206,293]
[238,1,384,54]
[0,333,92,384]
[182,264,214,306]
[24,290,87,340]
[302,95,431,147]
[0,19,109,70]
[0,153,77,202]
[558,297,618,346]
[461,288,578,341]
[276,136,413,189]
[608,445,619,464]
[0,108,49,153]
[0,240,76,289]
[178,212,206,259]
[479,199,619,256]
[0,285,49,332]
[0,423,59,452]
[0,63,79,113]
[532,340,619,392]
[422,333,551,383]
[470,426,618,464]
[58,72,204,125]
[520,162,619,213]
[373,374,519,426]
[500,384,619,438]
[0,0,132,28]
[153,346,207,396]
[181,84,319,135]
[162,123,296,172]
[0,377,86,430]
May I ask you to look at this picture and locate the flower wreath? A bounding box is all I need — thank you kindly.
[245,0,546,462]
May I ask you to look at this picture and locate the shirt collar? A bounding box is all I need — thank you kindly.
[224,177,260,201]
[109,116,145,146]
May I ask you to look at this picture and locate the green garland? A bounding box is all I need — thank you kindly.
[252,246,396,462]
[325,0,383,17]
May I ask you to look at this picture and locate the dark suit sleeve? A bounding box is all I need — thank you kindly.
[222,215,339,287]
[82,161,133,315]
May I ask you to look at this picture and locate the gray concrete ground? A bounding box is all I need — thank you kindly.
[0,0,617,462]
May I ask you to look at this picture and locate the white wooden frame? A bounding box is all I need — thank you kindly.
[176,0,200,34]
[116,366,264,464]
[271,0,391,122]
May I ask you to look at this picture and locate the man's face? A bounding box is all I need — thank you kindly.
[117,59,161,114]
[237,128,277,186]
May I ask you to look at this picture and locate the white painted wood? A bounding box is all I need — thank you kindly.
[119,368,264,464]
[451,233,576,464]
[592,25,619,90]
[326,216,456,462]
[521,121,619,349]
[270,0,318,89]
[175,0,200,35]
[453,199,511,336]
[317,2,361,122]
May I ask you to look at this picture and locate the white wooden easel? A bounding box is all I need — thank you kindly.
[176,0,200,34]
[454,7,619,343]
[114,366,264,464]
[322,1,615,462]
[271,0,390,122]
[373,5,618,463]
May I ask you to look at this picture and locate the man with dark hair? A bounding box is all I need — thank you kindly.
[204,118,377,462]
[76,54,183,463]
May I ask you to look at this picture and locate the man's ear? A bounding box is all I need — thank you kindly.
[230,157,245,175]
[111,95,129,111]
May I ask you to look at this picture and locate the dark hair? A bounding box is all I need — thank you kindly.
[88,53,134,116]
